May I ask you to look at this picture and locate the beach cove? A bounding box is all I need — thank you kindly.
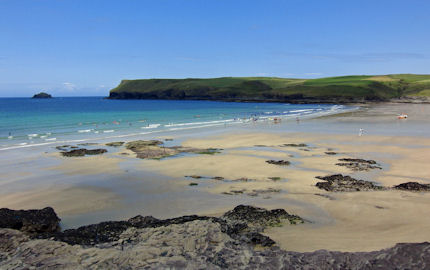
[1,101,430,254]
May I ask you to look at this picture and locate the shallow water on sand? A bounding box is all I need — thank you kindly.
[1,103,430,229]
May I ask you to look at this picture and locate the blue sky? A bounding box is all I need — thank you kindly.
[0,0,429,97]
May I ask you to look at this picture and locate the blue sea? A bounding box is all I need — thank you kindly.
[0,97,352,150]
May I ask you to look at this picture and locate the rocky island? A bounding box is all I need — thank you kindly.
[32,92,52,98]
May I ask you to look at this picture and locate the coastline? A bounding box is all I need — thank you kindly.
[1,102,430,253]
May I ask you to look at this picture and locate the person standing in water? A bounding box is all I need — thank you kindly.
[359,128,364,136]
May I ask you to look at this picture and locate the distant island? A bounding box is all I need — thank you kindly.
[32,92,52,99]
[108,74,430,103]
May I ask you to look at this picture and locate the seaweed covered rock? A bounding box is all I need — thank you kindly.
[281,143,307,147]
[394,182,430,191]
[61,148,107,157]
[336,158,382,171]
[105,141,125,147]
[125,140,221,159]
[266,160,290,166]
[222,205,303,229]
[315,174,385,192]
[0,207,60,233]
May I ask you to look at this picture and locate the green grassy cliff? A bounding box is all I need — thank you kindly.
[109,74,430,103]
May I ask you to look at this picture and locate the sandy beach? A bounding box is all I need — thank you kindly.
[1,103,430,252]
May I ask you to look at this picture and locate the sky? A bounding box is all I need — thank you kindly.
[0,0,429,97]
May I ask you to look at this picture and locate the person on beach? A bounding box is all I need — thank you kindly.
[359,128,364,136]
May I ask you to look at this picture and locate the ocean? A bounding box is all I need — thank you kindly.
[0,97,352,150]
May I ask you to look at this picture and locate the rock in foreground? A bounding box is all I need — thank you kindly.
[0,207,60,233]
[1,205,430,269]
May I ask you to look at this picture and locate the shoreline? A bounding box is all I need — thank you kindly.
[0,103,430,253]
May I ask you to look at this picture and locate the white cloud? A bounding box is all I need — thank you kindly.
[62,82,76,91]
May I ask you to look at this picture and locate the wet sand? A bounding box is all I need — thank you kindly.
[1,103,430,251]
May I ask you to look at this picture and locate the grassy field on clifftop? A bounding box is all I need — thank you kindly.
[109,74,430,103]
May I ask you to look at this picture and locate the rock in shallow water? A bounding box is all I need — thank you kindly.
[125,140,220,159]
[315,174,385,192]
[266,160,290,166]
[394,182,430,191]
[60,148,107,157]
[336,158,382,171]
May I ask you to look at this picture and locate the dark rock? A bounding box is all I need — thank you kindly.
[77,143,99,146]
[31,205,300,248]
[281,143,307,147]
[125,140,219,159]
[105,142,125,147]
[234,177,253,182]
[394,182,430,191]
[316,174,385,192]
[222,189,246,195]
[247,188,281,197]
[314,193,336,200]
[338,158,377,164]
[189,182,198,186]
[60,148,107,157]
[32,92,52,98]
[212,176,225,180]
[55,145,71,151]
[186,175,203,179]
[240,232,275,246]
[336,158,382,171]
[126,140,163,149]
[266,160,290,165]
[325,152,337,155]
[0,207,60,234]
[3,206,430,269]
[222,205,303,229]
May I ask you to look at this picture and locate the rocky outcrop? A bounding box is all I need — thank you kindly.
[222,205,303,228]
[60,148,107,157]
[1,206,430,269]
[336,158,382,171]
[105,141,125,147]
[394,182,430,191]
[316,174,385,192]
[266,160,290,165]
[125,140,221,159]
[280,143,308,147]
[0,207,60,234]
[1,219,430,269]
[32,92,52,98]
[27,205,298,248]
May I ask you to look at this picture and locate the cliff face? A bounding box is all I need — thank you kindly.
[108,74,430,103]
